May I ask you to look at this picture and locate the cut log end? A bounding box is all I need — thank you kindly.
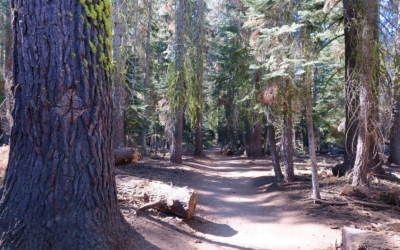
[187,191,198,219]
[114,148,140,166]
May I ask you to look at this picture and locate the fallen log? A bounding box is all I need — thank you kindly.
[114,148,140,166]
[342,226,400,250]
[352,200,400,212]
[314,199,348,206]
[138,184,198,219]
[313,198,400,211]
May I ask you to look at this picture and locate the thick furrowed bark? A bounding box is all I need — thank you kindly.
[0,1,136,248]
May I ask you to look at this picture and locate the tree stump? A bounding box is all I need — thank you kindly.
[114,148,140,166]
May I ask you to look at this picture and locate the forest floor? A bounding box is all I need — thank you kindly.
[116,147,400,250]
[1,146,400,249]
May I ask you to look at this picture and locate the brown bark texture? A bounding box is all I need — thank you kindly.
[245,116,263,157]
[0,1,136,249]
[343,0,360,172]
[352,0,376,186]
[282,96,295,182]
[264,105,283,182]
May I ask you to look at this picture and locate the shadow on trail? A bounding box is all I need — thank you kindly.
[186,216,238,237]
[139,213,250,250]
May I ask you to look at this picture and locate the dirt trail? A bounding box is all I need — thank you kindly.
[122,147,341,250]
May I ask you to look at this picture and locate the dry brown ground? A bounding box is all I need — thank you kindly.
[117,148,400,249]
[1,146,400,249]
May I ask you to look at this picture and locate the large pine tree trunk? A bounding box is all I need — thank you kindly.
[193,0,205,157]
[112,0,126,149]
[343,0,360,172]
[170,0,186,164]
[352,0,376,186]
[0,1,136,249]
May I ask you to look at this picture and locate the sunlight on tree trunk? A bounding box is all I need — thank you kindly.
[352,0,376,186]
[305,66,321,199]
[170,0,186,164]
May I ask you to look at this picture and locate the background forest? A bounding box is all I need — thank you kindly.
[1,0,400,249]
[0,0,399,186]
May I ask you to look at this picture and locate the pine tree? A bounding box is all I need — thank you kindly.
[0,1,137,248]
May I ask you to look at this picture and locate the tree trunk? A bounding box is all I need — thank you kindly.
[112,0,127,149]
[282,86,295,182]
[389,0,400,166]
[263,125,268,155]
[265,105,283,182]
[343,0,360,172]
[246,116,263,157]
[170,0,186,164]
[193,0,205,157]
[0,1,137,249]
[368,0,384,175]
[141,1,152,156]
[390,99,400,165]
[305,66,321,199]
[352,0,376,186]
[245,119,252,157]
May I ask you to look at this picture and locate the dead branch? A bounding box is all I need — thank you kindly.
[314,199,348,206]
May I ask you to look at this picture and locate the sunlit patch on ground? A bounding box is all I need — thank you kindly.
[0,145,9,185]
